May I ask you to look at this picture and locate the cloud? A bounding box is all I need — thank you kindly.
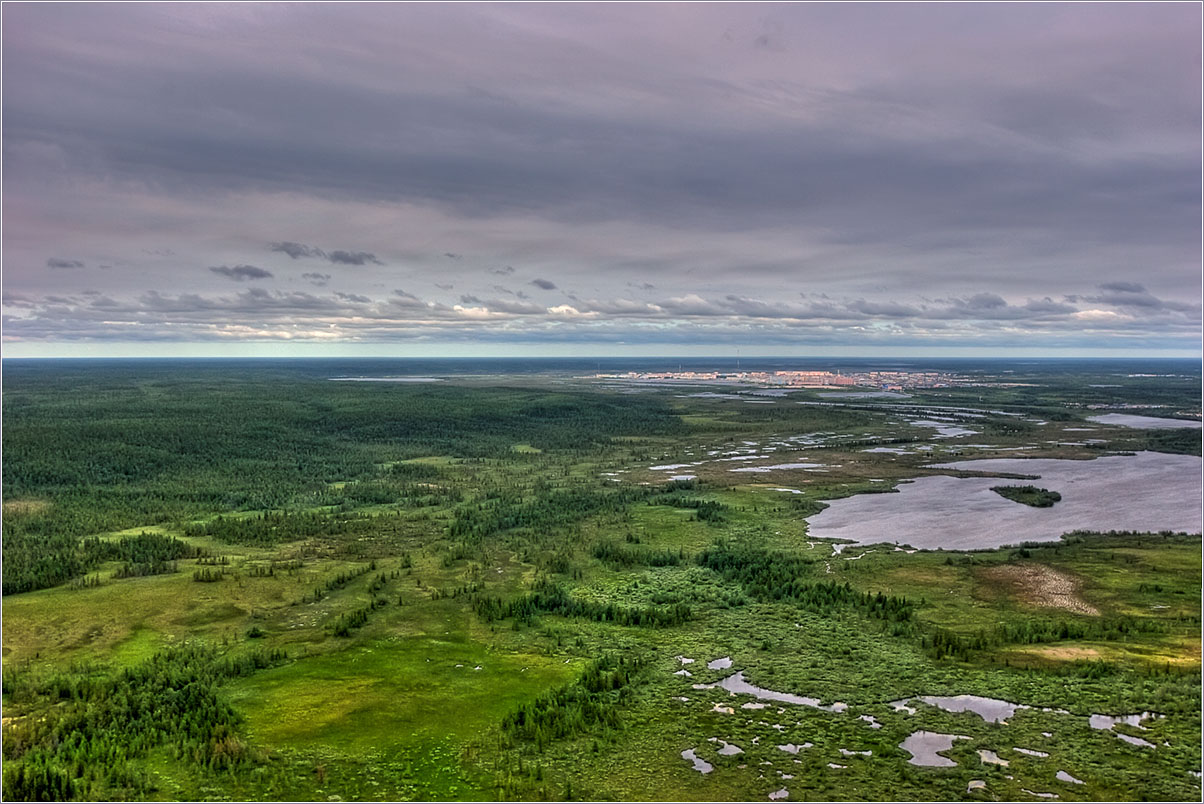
[546,304,595,318]
[847,299,924,318]
[1083,285,1200,314]
[327,250,382,266]
[271,241,326,260]
[4,280,1199,354]
[457,294,543,314]
[46,258,85,269]
[960,293,1008,311]
[271,242,382,265]
[209,264,274,281]
[1,4,1199,355]
[1022,297,1078,314]
[1099,281,1147,294]
[391,289,427,308]
[1073,309,1133,322]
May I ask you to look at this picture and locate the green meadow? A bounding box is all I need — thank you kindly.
[2,360,1200,801]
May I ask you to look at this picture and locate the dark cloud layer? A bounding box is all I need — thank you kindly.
[3,4,1199,355]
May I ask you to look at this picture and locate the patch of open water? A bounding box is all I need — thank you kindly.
[900,731,969,767]
[908,419,979,438]
[330,376,443,382]
[1088,413,1201,430]
[709,737,744,755]
[692,671,847,712]
[731,462,826,473]
[807,451,1201,550]
[1089,711,1162,747]
[818,391,912,399]
[911,695,1023,723]
[681,748,713,774]
[777,743,811,754]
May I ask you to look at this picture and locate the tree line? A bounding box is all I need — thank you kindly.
[698,541,915,624]
[501,653,646,747]
[472,579,691,628]
[3,643,287,801]
[3,531,199,596]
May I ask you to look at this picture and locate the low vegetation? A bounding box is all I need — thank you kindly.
[991,485,1062,507]
[2,360,1200,802]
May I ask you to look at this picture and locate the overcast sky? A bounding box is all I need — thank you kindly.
[3,2,1200,357]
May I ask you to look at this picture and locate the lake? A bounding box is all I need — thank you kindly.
[806,451,1202,550]
[1088,413,1201,429]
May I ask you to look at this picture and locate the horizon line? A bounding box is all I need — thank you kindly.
[5,353,1201,362]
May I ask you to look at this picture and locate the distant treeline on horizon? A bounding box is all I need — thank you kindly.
[5,355,1201,378]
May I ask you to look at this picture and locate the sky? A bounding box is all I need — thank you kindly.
[3,2,1201,358]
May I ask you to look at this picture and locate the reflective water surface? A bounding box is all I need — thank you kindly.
[807,452,1201,549]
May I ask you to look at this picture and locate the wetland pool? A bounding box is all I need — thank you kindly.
[806,451,1201,550]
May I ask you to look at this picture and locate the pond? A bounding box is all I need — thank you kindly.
[692,671,847,712]
[900,694,1023,723]
[899,731,968,767]
[681,748,713,774]
[806,451,1201,550]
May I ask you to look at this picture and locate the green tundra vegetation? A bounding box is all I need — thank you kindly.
[2,359,1200,802]
[990,486,1063,507]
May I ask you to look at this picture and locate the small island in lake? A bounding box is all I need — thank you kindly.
[991,485,1062,507]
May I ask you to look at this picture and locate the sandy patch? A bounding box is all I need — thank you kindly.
[1020,646,1103,661]
[3,499,50,516]
[981,564,1099,616]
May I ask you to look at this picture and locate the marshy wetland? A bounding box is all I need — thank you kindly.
[2,358,1200,801]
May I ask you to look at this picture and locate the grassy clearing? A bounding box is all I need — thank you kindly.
[225,637,575,774]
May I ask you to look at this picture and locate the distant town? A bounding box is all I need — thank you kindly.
[588,369,965,390]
